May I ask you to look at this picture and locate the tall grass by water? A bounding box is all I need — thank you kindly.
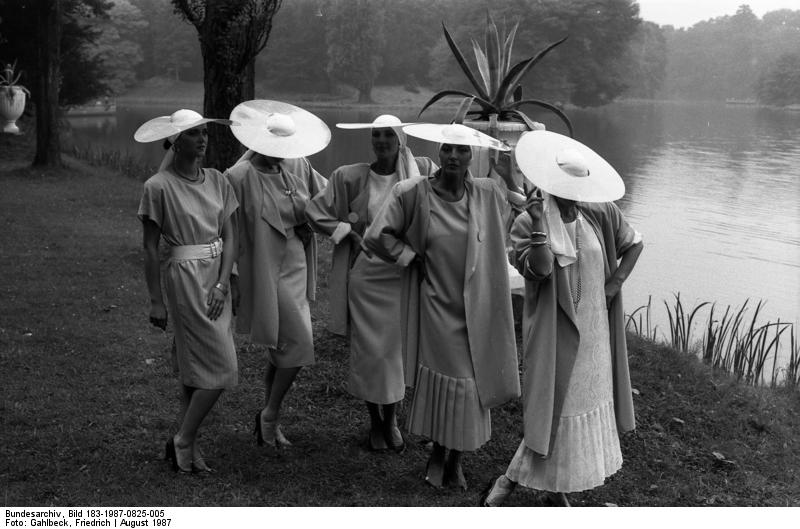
[71,144,156,181]
[626,295,800,390]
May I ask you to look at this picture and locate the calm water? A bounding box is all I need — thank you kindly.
[64,102,800,351]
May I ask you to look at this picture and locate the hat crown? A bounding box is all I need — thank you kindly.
[170,109,203,127]
[266,113,296,137]
[441,124,475,144]
[372,114,402,127]
[556,148,590,178]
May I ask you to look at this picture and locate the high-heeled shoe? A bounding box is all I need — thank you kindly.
[254,412,291,448]
[164,437,192,474]
[191,445,216,474]
[424,453,445,489]
[444,459,468,491]
[479,475,516,506]
[253,411,265,447]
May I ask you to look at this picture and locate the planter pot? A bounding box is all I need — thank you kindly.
[464,117,543,190]
[0,86,27,134]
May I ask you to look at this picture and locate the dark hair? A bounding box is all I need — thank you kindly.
[162,138,172,150]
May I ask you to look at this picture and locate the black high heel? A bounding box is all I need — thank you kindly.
[253,412,264,447]
[164,437,191,473]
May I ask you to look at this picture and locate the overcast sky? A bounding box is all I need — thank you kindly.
[636,0,796,28]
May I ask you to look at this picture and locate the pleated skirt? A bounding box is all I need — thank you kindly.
[347,253,404,404]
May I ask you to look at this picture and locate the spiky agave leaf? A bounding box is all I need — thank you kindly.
[485,12,502,98]
[502,21,519,76]
[471,40,491,95]
[442,23,490,102]
[452,96,476,124]
[419,89,496,118]
[495,36,568,109]
[507,99,574,137]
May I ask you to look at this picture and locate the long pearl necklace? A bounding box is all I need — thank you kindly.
[568,217,582,311]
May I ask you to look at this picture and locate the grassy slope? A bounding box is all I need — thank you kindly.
[1,130,798,507]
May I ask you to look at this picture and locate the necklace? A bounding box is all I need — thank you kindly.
[568,218,582,311]
[171,164,200,182]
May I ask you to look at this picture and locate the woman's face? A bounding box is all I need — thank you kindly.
[371,127,400,162]
[174,125,208,160]
[439,143,472,176]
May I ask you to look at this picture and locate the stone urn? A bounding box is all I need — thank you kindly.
[0,85,27,134]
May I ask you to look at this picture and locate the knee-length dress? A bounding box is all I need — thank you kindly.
[506,213,622,492]
[137,168,239,389]
[226,159,326,369]
[407,191,491,451]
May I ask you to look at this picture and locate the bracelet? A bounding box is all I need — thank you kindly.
[529,240,548,247]
[530,231,547,238]
[214,282,229,295]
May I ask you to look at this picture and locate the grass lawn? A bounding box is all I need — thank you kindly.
[1,130,798,507]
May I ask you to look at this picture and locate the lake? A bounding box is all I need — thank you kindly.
[63,101,800,366]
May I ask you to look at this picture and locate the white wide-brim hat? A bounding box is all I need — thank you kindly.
[515,130,625,202]
[229,99,331,158]
[133,109,233,143]
[402,123,510,151]
[336,114,415,129]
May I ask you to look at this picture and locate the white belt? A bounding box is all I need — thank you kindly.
[169,238,223,261]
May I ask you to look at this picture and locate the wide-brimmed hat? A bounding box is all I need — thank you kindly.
[336,114,415,130]
[133,109,233,143]
[229,99,330,158]
[402,123,510,151]
[515,130,624,202]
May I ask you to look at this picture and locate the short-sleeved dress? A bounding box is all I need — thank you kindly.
[137,168,239,389]
[506,213,623,492]
[406,191,491,451]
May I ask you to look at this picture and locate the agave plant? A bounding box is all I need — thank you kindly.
[420,14,573,136]
[0,61,30,100]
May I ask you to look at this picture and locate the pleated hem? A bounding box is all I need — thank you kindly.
[506,400,622,493]
[407,364,490,451]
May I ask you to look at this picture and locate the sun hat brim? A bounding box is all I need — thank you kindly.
[515,130,625,203]
[134,116,233,143]
[402,123,510,151]
[230,100,331,158]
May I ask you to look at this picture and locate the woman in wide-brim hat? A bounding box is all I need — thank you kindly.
[363,123,523,490]
[306,114,438,453]
[135,109,238,474]
[480,130,644,506]
[223,100,330,449]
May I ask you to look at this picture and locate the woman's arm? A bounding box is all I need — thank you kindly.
[363,182,417,267]
[142,218,167,330]
[510,196,555,281]
[605,240,643,308]
[206,216,236,321]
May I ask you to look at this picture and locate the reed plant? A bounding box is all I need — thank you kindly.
[626,295,799,390]
[70,144,155,180]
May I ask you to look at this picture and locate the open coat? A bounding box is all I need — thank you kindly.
[225,157,327,347]
[305,158,437,336]
[364,174,521,409]
[510,202,639,456]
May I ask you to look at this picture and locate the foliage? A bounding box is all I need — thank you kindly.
[0,61,31,99]
[757,52,800,106]
[0,0,113,107]
[420,11,572,134]
[324,0,386,103]
[661,6,800,102]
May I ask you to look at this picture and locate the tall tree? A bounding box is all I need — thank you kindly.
[131,0,200,82]
[325,0,386,103]
[33,0,63,167]
[172,0,282,170]
[85,0,145,94]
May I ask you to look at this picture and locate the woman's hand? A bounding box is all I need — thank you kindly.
[206,283,227,321]
[604,278,622,309]
[525,188,545,223]
[348,230,373,258]
[149,301,168,330]
[490,151,522,192]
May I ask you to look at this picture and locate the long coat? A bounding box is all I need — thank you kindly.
[305,158,437,336]
[225,158,327,347]
[510,201,639,456]
[364,173,521,408]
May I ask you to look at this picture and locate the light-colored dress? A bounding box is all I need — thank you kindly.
[226,159,327,368]
[346,169,404,404]
[406,191,491,451]
[137,168,239,389]
[506,213,622,492]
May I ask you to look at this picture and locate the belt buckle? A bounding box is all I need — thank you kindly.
[209,240,220,258]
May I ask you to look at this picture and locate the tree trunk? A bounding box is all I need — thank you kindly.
[33,0,62,167]
[357,80,374,104]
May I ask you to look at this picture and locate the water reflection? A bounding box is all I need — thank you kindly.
[64,102,800,345]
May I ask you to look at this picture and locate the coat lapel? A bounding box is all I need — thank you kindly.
[464,178,480,286]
